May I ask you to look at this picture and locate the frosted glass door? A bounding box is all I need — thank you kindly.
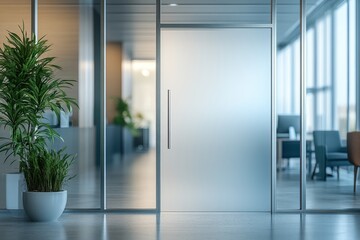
[161,29,271,211]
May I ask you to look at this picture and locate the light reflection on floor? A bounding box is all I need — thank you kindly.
[66,148,156,209]
[1,212,360,240]
[276,159,360,210]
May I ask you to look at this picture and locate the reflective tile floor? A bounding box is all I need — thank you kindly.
[277,160,360,210]
[1,212,360,240]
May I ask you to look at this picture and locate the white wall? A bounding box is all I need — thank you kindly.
[132,60,156,147]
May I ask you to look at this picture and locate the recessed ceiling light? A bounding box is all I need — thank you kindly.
[141,69,150,77]
[169,3,178,6]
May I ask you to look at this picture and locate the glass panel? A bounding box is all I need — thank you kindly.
[276,0,300,210]
[161,0,271,24]
[161,28,271,211]
[306,1,357,210]
[37,0,101,209]
[106,1,156,209]
[0,0,31,209]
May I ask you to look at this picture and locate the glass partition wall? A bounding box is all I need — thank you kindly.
[105,0,157,209]
[276,0,301,210]
[305,0,360,210]
[1,0,360,212]
[38,0,102,208]
[276,0,360,211]
[0,0,102,209]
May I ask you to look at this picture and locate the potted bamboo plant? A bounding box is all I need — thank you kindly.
[0,26,77,221]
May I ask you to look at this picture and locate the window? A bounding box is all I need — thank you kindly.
[334,2,348,137]
[278,1,355,138]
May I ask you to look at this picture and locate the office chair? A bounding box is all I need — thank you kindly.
[312,130,351,180]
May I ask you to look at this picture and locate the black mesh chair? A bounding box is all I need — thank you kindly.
[312,130,351,180]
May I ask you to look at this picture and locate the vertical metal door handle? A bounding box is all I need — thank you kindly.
[167,89,171,149]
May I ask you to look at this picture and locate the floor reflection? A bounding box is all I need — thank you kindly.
[277,160,360,209]
[66,148,156,209]
[1,212,360,240]
[106,149,156,209]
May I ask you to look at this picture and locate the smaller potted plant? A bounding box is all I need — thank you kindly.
[113,98,139,136]
[0,26,77,221]
[113,98,140,154]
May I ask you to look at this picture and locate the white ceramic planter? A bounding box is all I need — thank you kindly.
[5,173,26,209]
[23,190,67,222]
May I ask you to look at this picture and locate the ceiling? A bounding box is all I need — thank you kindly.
[106,0,324,60]
[1,0,326,60]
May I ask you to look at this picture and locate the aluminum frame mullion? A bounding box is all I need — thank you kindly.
[300,0,307,211]
[156,0,161,213]
[100,0,107,210]
[271,0,277,213]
